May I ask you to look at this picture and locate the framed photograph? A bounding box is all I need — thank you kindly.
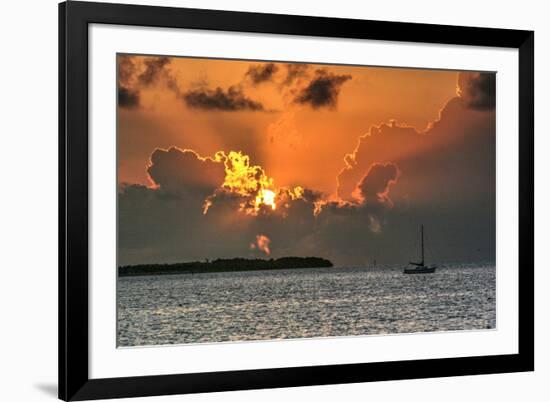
[59,1,534,400]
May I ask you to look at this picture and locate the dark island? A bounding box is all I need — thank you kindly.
[119,257,333,277]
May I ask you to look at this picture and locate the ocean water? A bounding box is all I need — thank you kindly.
[117,264,496,347]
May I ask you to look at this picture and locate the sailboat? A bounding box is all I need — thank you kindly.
[403,224,437,274]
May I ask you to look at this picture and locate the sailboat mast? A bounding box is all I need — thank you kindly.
[421,224,424,265]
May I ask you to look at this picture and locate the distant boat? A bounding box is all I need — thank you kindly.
[403,224,437,274]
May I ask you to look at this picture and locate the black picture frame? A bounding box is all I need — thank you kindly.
[59,1,534,400]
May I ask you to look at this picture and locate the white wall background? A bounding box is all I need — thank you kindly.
[0,0,546,401]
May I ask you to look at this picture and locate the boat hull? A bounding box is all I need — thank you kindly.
[403,266,436,274]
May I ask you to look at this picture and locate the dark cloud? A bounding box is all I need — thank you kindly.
[355,163,399,204]
[118,55,140,109]
[118,56,136,86]
[117,56,181,109]
[245,63,278,85]
[147,147,225,196]
[282,64,310,86]
[337,98,495,202]
[118,86,140,109]
[118,183,219,258]
[183,86,265,112]
[458,72,496,111]
[301,188,323,203]
[116,56,271,112]
[138,57,171,86]
[138,56,183,97]
[118,184,159,250]
[294,69,351,109]
[334,95,495,263]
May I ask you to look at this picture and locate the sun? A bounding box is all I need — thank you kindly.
[255,189,277,211]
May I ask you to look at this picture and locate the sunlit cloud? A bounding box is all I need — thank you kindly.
[202,150,306,216]
[250,234,271,255]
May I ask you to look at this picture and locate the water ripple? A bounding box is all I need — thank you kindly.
[117,264,496,347]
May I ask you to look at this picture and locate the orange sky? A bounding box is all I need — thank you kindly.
[117,54,496,266]
[118,55,458,196]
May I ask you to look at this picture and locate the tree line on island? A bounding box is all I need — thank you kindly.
[119,257,334,277]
